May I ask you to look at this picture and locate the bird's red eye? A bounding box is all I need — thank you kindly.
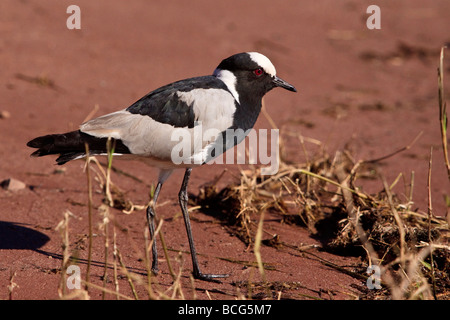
[253,68,264,76]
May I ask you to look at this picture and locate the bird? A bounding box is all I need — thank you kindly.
[27,52,297,281]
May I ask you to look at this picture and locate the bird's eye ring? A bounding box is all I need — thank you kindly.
[253,68,264,76]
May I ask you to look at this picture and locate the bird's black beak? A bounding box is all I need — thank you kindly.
[273,76,297,92]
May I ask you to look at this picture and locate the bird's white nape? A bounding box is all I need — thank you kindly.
[212,68,240,104]
[247,52,277,77]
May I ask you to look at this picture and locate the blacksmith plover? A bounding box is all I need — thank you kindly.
[27,52,296,281]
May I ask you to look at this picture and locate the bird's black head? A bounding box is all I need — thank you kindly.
[213,52,296,103]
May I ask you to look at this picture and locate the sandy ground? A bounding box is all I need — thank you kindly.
[0,0,449,300]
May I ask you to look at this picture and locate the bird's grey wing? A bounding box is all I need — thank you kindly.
[80,76,237,163]
[126,76,230,128]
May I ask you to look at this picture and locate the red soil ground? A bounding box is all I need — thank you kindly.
[1,0,449,300]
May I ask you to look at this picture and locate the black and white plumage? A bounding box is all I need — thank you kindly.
[27,52,296,281]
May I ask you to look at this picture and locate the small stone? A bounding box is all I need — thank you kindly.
[1,178,26,191]
[0,110,11,119]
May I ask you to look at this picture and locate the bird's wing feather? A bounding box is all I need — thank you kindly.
[125,76,231,128]
[79,77,238,162]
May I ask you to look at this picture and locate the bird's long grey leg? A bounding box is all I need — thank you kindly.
[146,182,162,275]
[178,168,229,281]
[146,169,173,275]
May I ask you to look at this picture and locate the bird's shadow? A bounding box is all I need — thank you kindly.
[0,220,150,276]
[0,221,50,250]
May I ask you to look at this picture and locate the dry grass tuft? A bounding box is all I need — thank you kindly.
[193,142,449,299]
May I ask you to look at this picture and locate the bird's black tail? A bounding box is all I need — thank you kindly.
[27,130,131,165]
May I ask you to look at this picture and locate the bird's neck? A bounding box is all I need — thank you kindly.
[232,94,263,131]
[213,68,264,131]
